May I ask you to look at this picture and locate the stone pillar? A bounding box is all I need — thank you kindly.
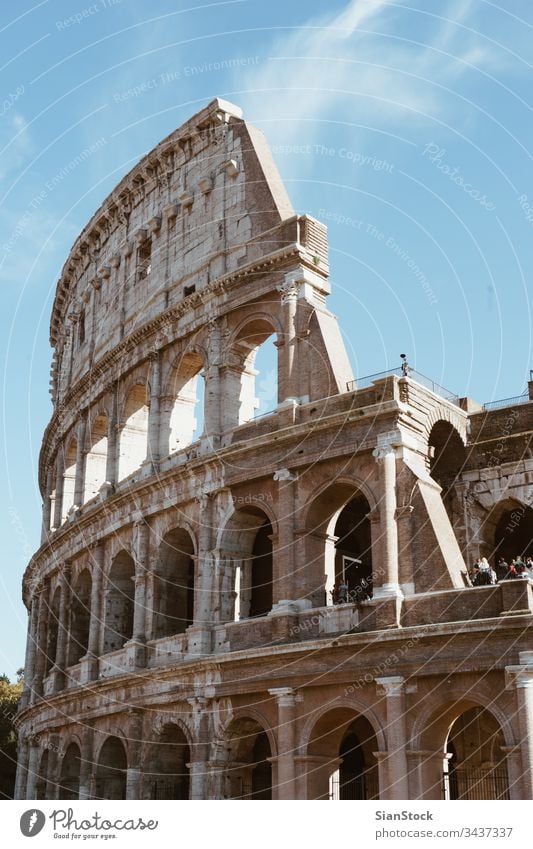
[146,351,161,472]
[187,490,219,656]
[126,710,144,800]
[126,518,149,668]
[79,724,94,800]
[25,740,41,799]
[506,651,533,799]
[406,749,444,800]
[52,565,71,690]
[372,436,401,598]
[81,542,104,682]
[376,676,409,799]
[44,734,60,799]
[278,278,299,404]
[20,595,39,709]
[204,319,223,447]
[102,382,118,495]
[52,458,64,530]
[41,468,53,543]
[269,687,301,800]
[500,745,523,800]
[32,581,50,702]
[187,697,211,800]
[73,414,87,508]
[395,504,415,595]
[14,737,29,800]
[271,468,297,606]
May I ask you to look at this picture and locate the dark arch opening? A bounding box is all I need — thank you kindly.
[35,749,49,799]
[68,569,92,666]
[95,737,127,799]
[333,495,373,603]
[59,742,81,800]
[103,552,135,653]
[428,421,466,521]
[493,503,533,565]
[153,529,195,638]
[146,724,190,800]
[445,707,509,800]
[223,718,273,799]
[250,731,272,799]
[45,588,61,675]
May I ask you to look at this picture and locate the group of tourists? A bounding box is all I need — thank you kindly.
[471,555,533,586]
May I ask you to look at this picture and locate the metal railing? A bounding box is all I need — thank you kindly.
[329,770,379,800]
[347,368,459,403]
[444,767,509,800]
[482,392,530,411]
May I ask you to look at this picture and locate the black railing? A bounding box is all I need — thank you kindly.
[347,368,459,403]
[445,767,509,800]
[482,392,530,411]
[330,770,379,800]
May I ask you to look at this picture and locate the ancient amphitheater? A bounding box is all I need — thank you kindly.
[15,98,533,801]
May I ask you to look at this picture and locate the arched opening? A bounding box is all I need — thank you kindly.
[220,506,273,622]
[164,352,204,455]
[84,414,108,502]
[444,707,509,800]
[222,718,273,799]
[35,749,49,799]
[59,742,81,800]
[153,528,195,638]
[118,384,149,481]
[95,737,127,799]
[45,587,61,675]
[428,421,466,521]
[307,707,379,800]
[103,552,135,653]
[68,569,92,666]
[61,438,77,521]
[146,724,190,799]
[305,483,373,608]
[333,495,373,604]
[224,319,278,430]
[492,501,533,565]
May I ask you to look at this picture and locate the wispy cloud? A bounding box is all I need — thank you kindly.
[236,0,493,152]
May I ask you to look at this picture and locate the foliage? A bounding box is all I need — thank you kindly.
[0,674,23,799]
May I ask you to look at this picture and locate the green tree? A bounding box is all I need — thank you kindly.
[0,674,23,799]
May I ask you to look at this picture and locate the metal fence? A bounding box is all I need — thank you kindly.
[346,368,459,403]
[482,393,530,411]
[330,770,379,800]
[444,767,509,800]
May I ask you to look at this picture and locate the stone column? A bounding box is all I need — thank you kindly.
[32,581,50,702]
[126,517,149,668]
[41,468,53,543]
[372,436,401,598]
[14,737,29,800]
[146,351,161,472]
[45,734,60,800]
[52,565,71,690]
[278,278,299,405]
[271,468,297,606]
[52,458,64,530]
[269,687,301,800]
[20,594,39,709]
[103,382,118,495]
[25,740,41,799]
[406,749,444,800]
[78,724,95,800]
[187,697,211,800]
[73,414,87,509]
[81,542,104,682]
[505,651,533,799]
[204,319,222,447]
[126,710,144,800]
[187,490,220,656]
[500,745,523,800]
[376,676,409,799]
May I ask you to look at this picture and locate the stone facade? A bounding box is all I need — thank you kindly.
[15,98,533,801]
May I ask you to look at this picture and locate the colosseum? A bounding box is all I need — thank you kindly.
[14,98,533,801]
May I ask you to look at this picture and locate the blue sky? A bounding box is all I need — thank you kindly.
[1,0,532,678]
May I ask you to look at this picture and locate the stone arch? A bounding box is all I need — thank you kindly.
[217,712,276,799]
[411,693,515,800]
[422,405,467,449]
[161,349,205,456]
[153,527,196,638]
[303,703,383,800]
[61,436,78,521]
[94,735,128,799]
[217,503,276,622]
[103,550,135,653]
[68,568,92,666]
[143,722,191,799]
[84,412,109,502]
[301,477,377,608]
[222,315,280,430]
[35,748,49,799]
[117,383,149,481]
[58,741,81,800]
[479,496,533,567]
